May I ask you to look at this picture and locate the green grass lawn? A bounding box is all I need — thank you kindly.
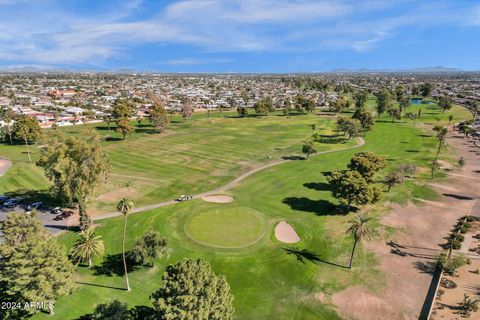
[29,102,472,320]
[1,102,472,319]
[0,111,351,212]
[184,207,267,248]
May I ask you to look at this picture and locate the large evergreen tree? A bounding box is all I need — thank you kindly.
[0,212,74,317]
[0,107,15,144]
[149,103,170,133]
[12,114,42,162]
[151,258,234,320]
[347,151,386,182]
[37,131,110,230]
[112,99,134,140]
[327,170,382,209]
[374,88,392,117]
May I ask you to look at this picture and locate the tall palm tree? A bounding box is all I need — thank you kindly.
[70,229,104,269]
[346,214,372,269]
[434,126,448,161]
[117,198,134,291]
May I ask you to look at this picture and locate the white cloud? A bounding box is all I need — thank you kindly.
[0,0,478,66]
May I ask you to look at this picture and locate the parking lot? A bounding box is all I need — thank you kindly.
[0,197,70,235]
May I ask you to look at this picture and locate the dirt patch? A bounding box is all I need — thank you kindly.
[437,160,454,170]
[201,195,234,203]
[332,286,399,320]
[96,187,139,203]
[275,221,301,243]
[333,132,480,320]
[431,259,480,319]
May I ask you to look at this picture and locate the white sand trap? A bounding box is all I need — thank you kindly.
[201,195,234,203]
[275,221,301,243]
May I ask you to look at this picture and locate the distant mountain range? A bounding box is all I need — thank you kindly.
[328,66,466,73]
[0,65,475,74]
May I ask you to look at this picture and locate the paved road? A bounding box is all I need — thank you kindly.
[94,137,365,221]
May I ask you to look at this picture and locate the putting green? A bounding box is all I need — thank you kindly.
[184,207,267,248]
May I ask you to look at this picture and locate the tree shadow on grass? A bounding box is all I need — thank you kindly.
[93,253,139,276]
[105,136,124,142]
[95,126,113,131]
[3,189,59,206]
[315,135,348,144]
[282,155,305,160]
[303,182,330,191]
[130,306,156,320]
[282,197,348,216]
[321,171,332,177]
[75,305,155,320]
[283,247,348,268]
[134,128,158,135]
[75,281,125,291]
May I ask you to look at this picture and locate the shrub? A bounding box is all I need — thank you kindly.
[450,233,465,242]
[459,294,480,316]
[463,215,477,222]
[448,239,462,250]
[440,278,457,289]
[438,253,470,275]
[92,300,129,320]
[458,226,469,234]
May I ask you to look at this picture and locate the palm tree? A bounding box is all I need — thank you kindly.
[346,214,372,269]
[70,229,105,269]
[117,198,134,291]
[434,126,448,161]
[448,115,454,126]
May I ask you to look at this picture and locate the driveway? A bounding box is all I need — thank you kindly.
[0,203,68,235]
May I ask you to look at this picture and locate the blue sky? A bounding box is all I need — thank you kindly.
[0,0,479,72]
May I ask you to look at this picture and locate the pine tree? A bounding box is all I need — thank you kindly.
[151,258,234,320]
[149,103,170,133]
[0,212,74,316]
[37,131,109,231]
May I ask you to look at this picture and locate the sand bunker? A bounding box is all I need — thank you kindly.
[0,158,12,176]
[201,195,234,203]
[275,221,301,243]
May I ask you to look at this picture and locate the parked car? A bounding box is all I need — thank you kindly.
[53,210,74,221]
[26,202,43,211]
[3,198,21,208]
[51,207,62,214]
[0,195,9,204]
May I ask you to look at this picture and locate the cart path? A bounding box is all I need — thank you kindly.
[0,158,12,176]
[93,137,365,221]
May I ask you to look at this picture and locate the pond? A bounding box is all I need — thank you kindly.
[410,98,423,104]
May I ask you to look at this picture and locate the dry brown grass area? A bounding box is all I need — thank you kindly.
[333,133,480,320]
